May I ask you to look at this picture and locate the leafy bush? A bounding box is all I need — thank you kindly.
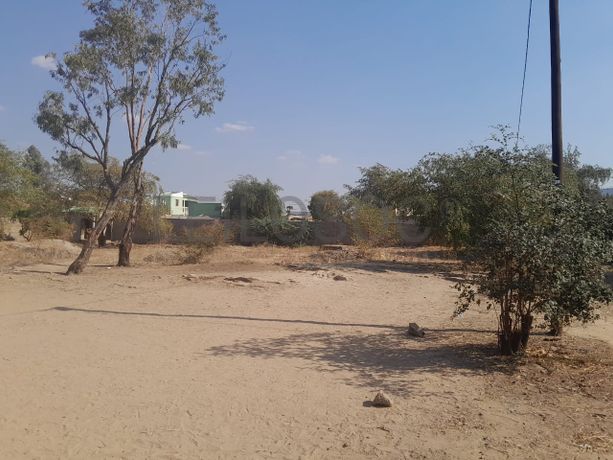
[248,218,311,246]
[348,128,612,249]
[308,190,344,221]
[347,203,399,248]
[456,150,613,355]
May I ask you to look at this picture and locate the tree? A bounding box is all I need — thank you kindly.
[116,165,164,262]
[456,148,613,355]
[528,144,612,201]
[223,175,283,219]
[53,150,122,211]
[0,144,31,235]
[37,0,224,274]
[412,147,515,247]
[0,144,71,240]
[397,128,610,248]
[346,163,416,216]
[15,146,68,240]
[308,190,343,221]
[22,145,52,181]
[118,162,145,265]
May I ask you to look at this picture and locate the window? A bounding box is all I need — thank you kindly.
[175,199,179,207]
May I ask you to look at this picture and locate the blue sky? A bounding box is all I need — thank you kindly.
[0,1,612,201]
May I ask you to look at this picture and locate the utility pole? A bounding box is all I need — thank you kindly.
[550,0,563,182]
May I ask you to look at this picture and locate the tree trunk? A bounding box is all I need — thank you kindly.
[117,163,144,267]
[498,313,533,355]
[98,228,107,247]
[520,314,533,349]
[548,318,563,336]
[65,145,154,275]
[66,209,115,275]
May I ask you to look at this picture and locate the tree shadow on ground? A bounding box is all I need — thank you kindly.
[288,260,467,284]
[50,306,514,395]
[208,329,517,395]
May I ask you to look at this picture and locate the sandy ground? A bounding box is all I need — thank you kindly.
[0,242,611,459]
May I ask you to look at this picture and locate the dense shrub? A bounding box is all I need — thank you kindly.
[249,218,311,246]
[456,150,613,355]
[346,163,416,215]
[17,214,72,241]
[348,128,612,249]
[308,190,344,221]
[178,222,225,264]
[347,203,399,248]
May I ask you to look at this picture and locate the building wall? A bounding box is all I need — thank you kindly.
[158,193,188,216]
[187,201,222,218]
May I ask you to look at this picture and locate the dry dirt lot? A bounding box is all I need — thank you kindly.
[0,242,611,459]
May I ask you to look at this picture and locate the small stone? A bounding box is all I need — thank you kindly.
[372,390,392,407]
[407,322,425,338]
[333,274,347,281]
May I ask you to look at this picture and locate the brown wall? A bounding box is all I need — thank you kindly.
[110,218,428,246]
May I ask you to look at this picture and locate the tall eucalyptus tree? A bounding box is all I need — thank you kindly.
[37,0,224,273]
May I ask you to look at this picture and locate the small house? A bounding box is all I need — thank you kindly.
[158,192,222,219]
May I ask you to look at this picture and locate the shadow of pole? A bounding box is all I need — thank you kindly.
[50,306,404,330]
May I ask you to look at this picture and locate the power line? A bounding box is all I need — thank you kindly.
[516,0,533,148]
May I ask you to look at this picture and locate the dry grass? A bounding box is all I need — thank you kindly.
[0,240,80,268]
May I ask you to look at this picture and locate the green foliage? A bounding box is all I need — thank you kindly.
[349,127,611,250]
[0,142,165,243]
[408,128,547,247]
[22,146,52,181]
[346,163,416,216]
[37,0,225,174]
[308,190,344,221]
[223,176,283,219]
[0,144,52,217]
[347,201,399,248]
[412,151,495,247]
[249,217,311,246]
[0,143,68,239]
[0,143,30,220]
[53,151,120,210]
[35,0,225,273]
[455,147,613,354]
